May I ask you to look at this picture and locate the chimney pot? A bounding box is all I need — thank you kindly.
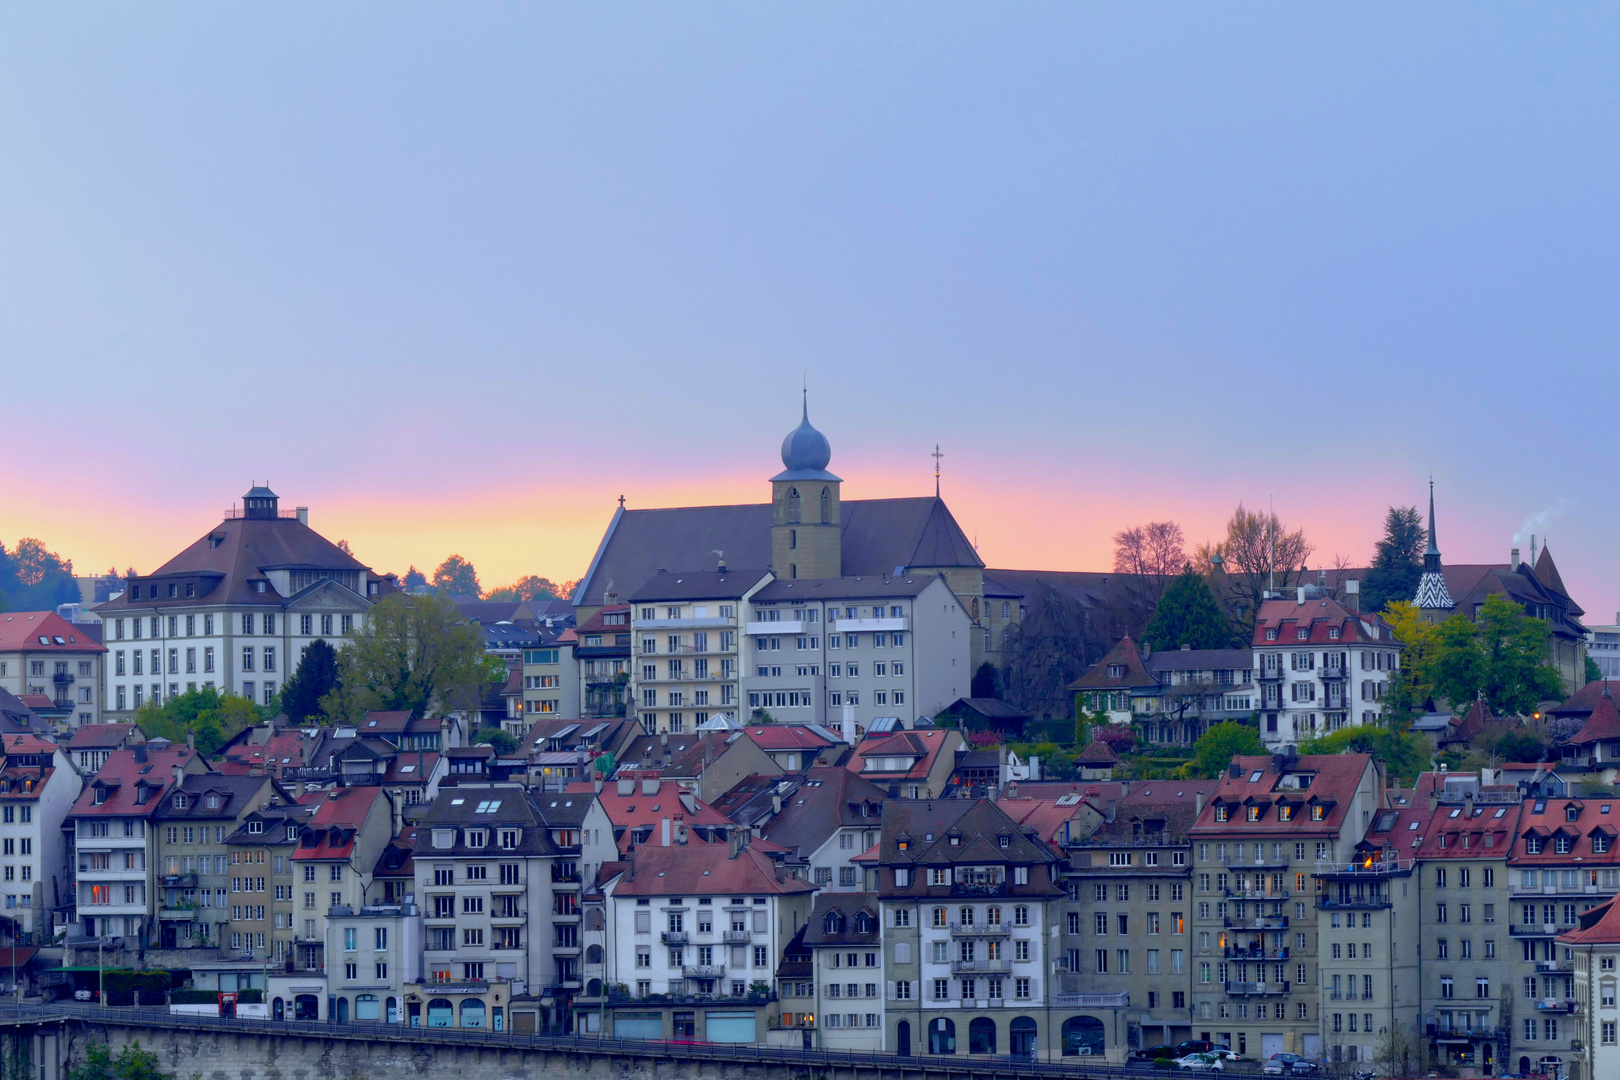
[1511,548,1521,571]
[642,776,659,796]
[616,777,634,796]
[295,507,309,526]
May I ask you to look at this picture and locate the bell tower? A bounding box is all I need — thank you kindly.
[771,397,842,580]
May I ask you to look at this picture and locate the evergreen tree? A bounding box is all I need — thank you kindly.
[1362,506,1424,614]
[1141,567,1234,651]
[281,639,341,722]
[971,662,998,698]
[432,555,481,598]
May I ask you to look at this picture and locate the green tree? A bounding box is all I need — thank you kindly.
[69,1041,171,1080]
[402,565,427,589]
[1360,506,1425,614]
[0,537,80,612]
[1141,567,1234,651]
[280,639,340,723]
[1381,601,1438,724]
[1298,725,1431,787]
[486,575,568,602]
[471,726,519,755]
[1188,721,1266,778]
[431,555,481,598]
[1587,654,1604,685]
[321,593,496,721]
[971,662,998,699]
[1428,594,1563,714]
[134,688,265,756]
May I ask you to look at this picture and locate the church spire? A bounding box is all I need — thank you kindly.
[1414,479,1454,615]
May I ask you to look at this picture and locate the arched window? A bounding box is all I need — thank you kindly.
[929,1018,956,1055]
[586,978,603,997]
[854,911,874,934]
[460,999,486,1028]
[427,998,455,1028]
[820,488,830,523]
[386,997,398,1024]
[1062,1016,1104,1057]
[585,909,604,931]
[969,1017,997,1054]
[787,487,801,523]
[1009,1016,1038,1059]
[587,944,604,964]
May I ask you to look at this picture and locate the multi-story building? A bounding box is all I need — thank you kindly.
[1560,896,1620,1080]
[0,611,106,728]
[0,733,83,938]
[1060,780,1214,1055]
[630,570,763,735]
[95,485,390,716]
[290,785,397,974]
[574,607,632,721]
[1505,794,1620,1078]
[1188,752,1383,1061]
[873,799,1067,1060]
[1252,594,1402,749]
[326,899,422,1025]
[67,744,206,945]
[410,783,615,1034]
[597,834,816,1043]
[843,727,964,800]
[517,628,580,730]
[744,577,971,733]
[759,767,887,893]
[1069,637,1256,745]
[66,724,144,778]
[223,801,313,968]
[152,772,289,952]
[802,892,884,1050]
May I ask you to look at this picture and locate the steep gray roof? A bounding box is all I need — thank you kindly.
[574,496,982,608]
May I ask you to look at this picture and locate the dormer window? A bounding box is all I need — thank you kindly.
[1595,833,1612,854]
[466,830,488,849]
[1555,835,1574,855]
[1265,629,1278,641]
[172,794,188,809]
[1297,628,1309,640]
[1310,805,1325,822]
[92,787,107,806]
[1567,806,1581,822]
[1278,805,1293,822]
[824,912,845,934]
[1526,836,1544,854]
[254,581,267,593]
[205,794,221,809]
[1214,805,1229,822]
[1246,806,1261,822]
[855,912,875,934]
[1329,627,1341,640]
[1106,664,1126,679]
[247,820,264,834]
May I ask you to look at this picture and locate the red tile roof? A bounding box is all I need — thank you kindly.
[743,725,838,752]
[1559,897,1620,946]
[1190,753,1374,838]
[608,839,817,898]
[1066,635,1154,691]
[564,774,734,854]
[1252,597,1394,646]
[844,730,953,781]
[68,746,200,818]
[0,612,106,653]
[1511,796,1620,866]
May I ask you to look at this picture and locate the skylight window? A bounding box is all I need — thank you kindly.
[1250,771,1263,782]
[1408,822,1419,830]
[1494,808,1507,818]
[1449,809,1461,818]
[475,800,502,814]
[450,798,465,805]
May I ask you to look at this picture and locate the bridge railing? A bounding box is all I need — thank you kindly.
[34,1001,1158,1079]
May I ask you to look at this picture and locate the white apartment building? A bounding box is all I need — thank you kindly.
[68,744,206,941]
[97,486,387,716]
[1252,592,1402,750]
[0,612,106,727]
[744,575,971,734]
[629,569,764,736]
[803,893,886,1050]
[0,735,84,937]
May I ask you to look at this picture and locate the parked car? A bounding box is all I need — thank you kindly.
[1176,1054,1225,1071]
[1263,1053,1320,1075]
[1133,1046,1180,1061]
[1176,1040,1215,1056]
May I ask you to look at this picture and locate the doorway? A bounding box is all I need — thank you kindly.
[897,1020,911,1056]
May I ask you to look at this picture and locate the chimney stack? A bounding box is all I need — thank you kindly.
[1511,548,1521,570]
[295,507,309,526]
[1345,579,1360,613]
[841,703,856,746]
[642,775,659,796]
[661,817,671,846]
[617,777,635,796]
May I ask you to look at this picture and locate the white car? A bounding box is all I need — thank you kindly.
[1176,1054,1225,1071]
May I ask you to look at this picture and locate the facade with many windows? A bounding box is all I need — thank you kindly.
[1252,594,1401,750]
[0,611,106,727]
[96,486,389,717]
[630,570,764,735]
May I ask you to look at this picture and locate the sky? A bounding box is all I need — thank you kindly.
[2,5,1618,615]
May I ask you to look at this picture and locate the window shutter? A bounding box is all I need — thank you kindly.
[887,981,896,1000]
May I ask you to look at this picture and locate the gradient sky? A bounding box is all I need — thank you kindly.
[3,6,1619,616]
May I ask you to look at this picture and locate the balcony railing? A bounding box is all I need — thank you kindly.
[1536,958,1575,973]
[950,881,1007,898]
[1535,999,1579,1014]
[1223,888,1291,901]
[1315,896,1391,911]
[1510,923,1572,937]
[1225,981,1290,996]
[950,958,1012,974]
[949,922,1010,937]
[660,931,689,945]
[1053,991,1130,1008]
[1224,915,1289,931]
[721,931,751,944]
[680,965,726,979]
[1223,946,1289,961]
[1424,1018,1506,1041]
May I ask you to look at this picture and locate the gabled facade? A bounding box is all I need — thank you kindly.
[0,612,106,728]
[1252,596,1402,749]
[803,893,884,1049]
[0,735,83,938]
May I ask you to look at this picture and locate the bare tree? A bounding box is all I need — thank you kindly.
[1372,1021,1437,1079]
[1218,504,1314,641]
[1114,521,1187,619]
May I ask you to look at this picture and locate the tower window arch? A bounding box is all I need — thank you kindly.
[786,487,801,523]
[820,487,830,523]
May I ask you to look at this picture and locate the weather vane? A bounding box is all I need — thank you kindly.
[931,444,944,497]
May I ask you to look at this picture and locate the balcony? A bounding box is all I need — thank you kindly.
[951,958,1011,974]
[950,881,1007,898]
[1226,981,1290,996]
[635,618,735,631]
[1425,1018,1505,1041]
[1536,958,1574,973]
[1535,999,1579,1014]
[949,922,1010,938]
[746,621,805,636]
[158,906,198,921]
[1315,857,1414,878]
[552,942,582,955]
[722,930,752,944]
[681,965,726,979]
[160,874,198,888]
[1223,946,1290,961]
[418,979,489,993]
[661,930,689,945]
[1224,915,1289,931]
[1320,667,1347,680]
[1053,991,1130,1008]
[827,617,909,633]
[1510,923,1570,937]
[552,911,582,923]
[1223,888,1291,901]
[1315,896,1391,911]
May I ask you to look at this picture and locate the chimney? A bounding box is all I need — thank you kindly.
[593,777,603,794]
[1345,579,1360,613]
[295,507,309,526]
[728,829,746,859]
[617,777,635,796]
[841,703,856,746]
[389,789,405,839]
[771,793,782,816]
[642,775,659,796]
[673,815,687,843]
[660,732,669,747]
[1195,790,1206,814]
[661,817,671,846]
[172,763,184,788]
[1296,586,1307,604]
[1139,641,1152,660]
[186,732,195,751]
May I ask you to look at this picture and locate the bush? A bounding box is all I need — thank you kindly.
[168,989,219,1005]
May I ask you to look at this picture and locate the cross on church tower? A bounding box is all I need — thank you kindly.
[931,444,944,497]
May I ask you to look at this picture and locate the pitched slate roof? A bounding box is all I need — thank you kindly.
[1571,688,1620,745]
[760,767,887,856]
[68,724,144,751]
[1067,635,1155,692]
[1549,681,1620,720]
[803,893,880,946]
[1559,896,1620,946]
[1074,739,1120,765]
[574,496,981,608]
[608,838,816,898]
[1252,597,1395,647]
[874,799,1065,899]
[630,569,771,603]
[1190,754,1374,838]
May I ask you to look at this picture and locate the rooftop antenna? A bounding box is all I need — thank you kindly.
[931,444,944,497]
[1268,494,1276,593]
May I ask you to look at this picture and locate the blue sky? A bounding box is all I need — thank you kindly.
[2,5,1617,615]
